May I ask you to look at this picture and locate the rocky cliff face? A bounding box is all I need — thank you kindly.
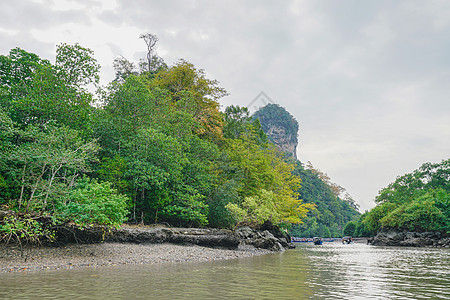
[253,104,299,159]
[266,125,298,160]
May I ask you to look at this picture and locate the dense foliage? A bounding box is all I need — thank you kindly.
[0,43,314,231]
[349,159,450,236]
[289,162,360,237]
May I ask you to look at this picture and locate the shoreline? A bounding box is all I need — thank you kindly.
[0,242,273,273]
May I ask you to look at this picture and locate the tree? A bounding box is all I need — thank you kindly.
[359,158,450,235]
[55,178,129,227]
[289,161,360,237]
[151,60,228,141]
[223,135,313,226]
[139,33,158,73]
[55,43,100,89]
[376,159,450,205]
[0,106,17,205]
[223,105,268,145]
[0,45,100,135]
[343,221,356,236]
[113,56,138,83]
[8,124,99,212]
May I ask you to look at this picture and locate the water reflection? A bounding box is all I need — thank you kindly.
[1,243,449,299]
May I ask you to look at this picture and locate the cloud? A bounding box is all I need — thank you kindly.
[0,0,91,31]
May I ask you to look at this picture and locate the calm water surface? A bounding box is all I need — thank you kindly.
[1,243,449,299]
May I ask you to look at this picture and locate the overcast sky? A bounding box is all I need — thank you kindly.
[1,0,449,211]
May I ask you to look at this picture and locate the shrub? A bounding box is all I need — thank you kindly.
[380,190,449,232]
[0,215,55,256]
[55,179,129,227]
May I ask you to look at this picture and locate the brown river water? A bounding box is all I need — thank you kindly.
[1,242,449,299]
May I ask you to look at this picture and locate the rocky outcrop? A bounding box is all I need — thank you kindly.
[369,229,450,247]
[52,225,295,252]
[253,103,299,160]
[235,226,294,252]
[2,210,295,252]
[266,126,297,159]
[110,227,241,248]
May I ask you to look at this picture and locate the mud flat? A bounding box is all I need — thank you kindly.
[0,242,271,273]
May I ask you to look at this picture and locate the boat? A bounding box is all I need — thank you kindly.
[313,237,323,245]
[342,236,353,244]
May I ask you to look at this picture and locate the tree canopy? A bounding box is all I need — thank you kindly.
[0,43,315,231]
[348,159,450,236]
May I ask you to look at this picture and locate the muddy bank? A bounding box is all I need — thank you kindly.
[369,229,450,247]
[0,224,293,273]
[0,242,272,273]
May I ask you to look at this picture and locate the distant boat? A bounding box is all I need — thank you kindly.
[342,236,353,244]
[313,237,323,245]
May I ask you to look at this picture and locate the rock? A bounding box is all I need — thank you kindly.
[52,225,241,248]
[235,226,292,252]
[369,229,449,247]
[266,125,298,160]
[253,104,299,160]
[48,224,292,252]
[235,226,254,239]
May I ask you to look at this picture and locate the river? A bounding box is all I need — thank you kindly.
[1,242,449,299]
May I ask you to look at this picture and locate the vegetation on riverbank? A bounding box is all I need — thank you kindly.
[347,159,450,238]
[0,39,318,246]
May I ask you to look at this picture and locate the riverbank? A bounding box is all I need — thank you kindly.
[0,242,272,273]
[369,229,450,247]
[0,222,293,273]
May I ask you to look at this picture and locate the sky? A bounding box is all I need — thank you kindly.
[1,0,449,211]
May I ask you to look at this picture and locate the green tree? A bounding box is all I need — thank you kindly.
[55,43,100,89]
[0,45,100,134]
[362,158,450,234]
[289,161,359,237]
[113,56,138,83]
[223,105,268,145]
[343,221,356,236]
[0,106,17,205]
[151,60,227,141]
[379,190,449,232]
[8,124,99,212]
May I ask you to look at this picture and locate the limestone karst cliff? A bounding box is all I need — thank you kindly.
[253,104,299,159]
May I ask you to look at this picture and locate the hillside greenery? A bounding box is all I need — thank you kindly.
[0,43,314,233]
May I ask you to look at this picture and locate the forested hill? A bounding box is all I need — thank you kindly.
[253,104,360,237]
[0,42,314,233]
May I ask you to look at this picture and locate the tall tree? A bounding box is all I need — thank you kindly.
[151,60,228,141]
[139,33,158,73]
[0,45,100,134]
